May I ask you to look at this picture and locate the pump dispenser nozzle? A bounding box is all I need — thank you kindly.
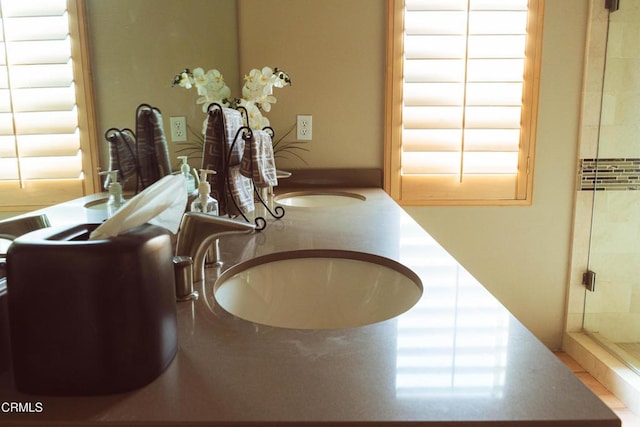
[177,156,196,193]
[178,156,189,174]
[190,169,218,215]
[198,169,215,186]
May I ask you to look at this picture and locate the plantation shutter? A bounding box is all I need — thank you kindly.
[385,0,543,205]
[0,0,98,211]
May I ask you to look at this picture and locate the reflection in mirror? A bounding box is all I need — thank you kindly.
[85,0,240,171]
[86,0,387,175]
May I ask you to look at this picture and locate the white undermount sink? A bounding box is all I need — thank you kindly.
[213,250,422,329]
[274,191,366,207]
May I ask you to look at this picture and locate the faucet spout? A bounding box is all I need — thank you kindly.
[175,212,255,283]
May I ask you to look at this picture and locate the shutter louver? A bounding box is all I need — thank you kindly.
[392,0,542,204]
[0,0,85,204]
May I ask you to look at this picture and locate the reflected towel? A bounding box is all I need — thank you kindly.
[222,108,245,165]
[240,130,278,188]
[136,107,172,189]
[106,129,137,188]
[228,166,254,214]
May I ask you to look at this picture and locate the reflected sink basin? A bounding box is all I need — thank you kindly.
[84,198,109,210]
[84,196,131,211]
[274,191,365,207]
[213,250,422,329]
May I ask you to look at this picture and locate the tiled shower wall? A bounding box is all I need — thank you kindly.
[567,0,640,342]
[580,158,640,191]
[582,188,640,342]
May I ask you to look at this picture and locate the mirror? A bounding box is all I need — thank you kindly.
[85,0,386,175]
[85,0,241,172]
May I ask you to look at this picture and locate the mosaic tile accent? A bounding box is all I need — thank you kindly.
[580,158,640,191]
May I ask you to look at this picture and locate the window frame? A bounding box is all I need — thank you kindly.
[0,0,99,212]
[384,0,545,206]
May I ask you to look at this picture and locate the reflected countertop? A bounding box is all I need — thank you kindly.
[0,188,620,426]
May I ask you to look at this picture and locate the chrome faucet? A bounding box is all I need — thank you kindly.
[175,212,255,286]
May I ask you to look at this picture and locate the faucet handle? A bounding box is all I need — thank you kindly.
[173,256,198,302]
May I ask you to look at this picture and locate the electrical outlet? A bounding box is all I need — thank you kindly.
[296,114,312,141]
[170,116,187,142]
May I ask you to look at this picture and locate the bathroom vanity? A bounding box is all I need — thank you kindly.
[0,186,620,426]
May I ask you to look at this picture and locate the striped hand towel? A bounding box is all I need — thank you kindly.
[136,107,172,189]
[202,107,250,215]
[240,129,278,188]
[106,129,138,188]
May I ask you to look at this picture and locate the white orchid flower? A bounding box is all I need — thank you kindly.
[174,65,290,129]
[216,84,231,100]
[192,67,209,88]
[196,85,209,97]
[241,100,270,130]
[272,68,291,88]
[259,95,277,112]
[172,69,194,89]
[242,84,262,102]
[179,72,193,89]
[196,96,212,112]
[205,69,227,91]
[259,67,273,85]
[243,69,261,89]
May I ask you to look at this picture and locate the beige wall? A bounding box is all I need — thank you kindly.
[237,0,386,170]
[87,0,589,348]
[406,1,588,348]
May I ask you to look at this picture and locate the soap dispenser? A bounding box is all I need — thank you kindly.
[177,156,196,193]
[100,170,126,218]
[190,169,218,215]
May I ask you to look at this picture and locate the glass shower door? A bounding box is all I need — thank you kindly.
[583,0,640,373]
